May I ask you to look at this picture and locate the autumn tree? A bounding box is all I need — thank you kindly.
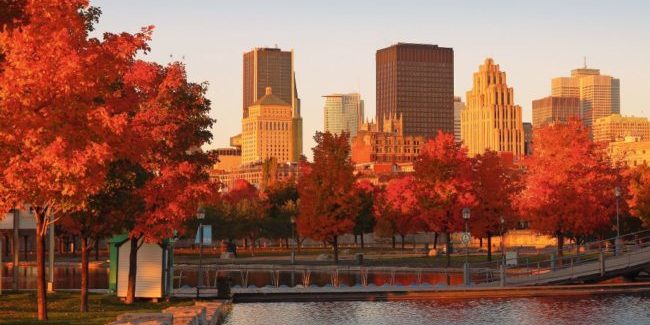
[352,180,376,248]
[518,120,622,256]
[222,179,267,252]
[414,132,474,266]
[374,176,422,249]
[263,180,299,247]
[0,0,152,318]
[469,151,522,261]
[120,60,216,304]
[624,165,650,230]
[297,132,359,263]
[61,160,148,312]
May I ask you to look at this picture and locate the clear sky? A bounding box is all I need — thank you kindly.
[92,0,650,158]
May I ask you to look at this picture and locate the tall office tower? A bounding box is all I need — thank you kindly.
[453,97,465,143]
[532,96,581,127]
[461,58,525,158]
[243,47,302,160]
[551,65,620,128]
[523,122,533,156]
[323,93,364,139]
[241,87,299,165]
[376,43,454,138]
[592,114,650,143]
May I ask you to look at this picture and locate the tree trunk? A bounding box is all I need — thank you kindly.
[354,234,358,245]
[80,236,89,312]
[360,233,365,249]
[433,232,438,249]
[446,231,451,267]
[557,232,564,258]
[479,237,483,248]
[35,211,48,321]
[392,235,396,249]
[333,235,339,264]
[487,233,492,262]
[125,237,140,304]
[400,234,405,249]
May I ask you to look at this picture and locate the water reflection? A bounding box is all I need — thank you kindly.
[1,265,108,289]
[224,295,650,325]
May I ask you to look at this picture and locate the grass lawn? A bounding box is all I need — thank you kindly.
[0,291,193,324]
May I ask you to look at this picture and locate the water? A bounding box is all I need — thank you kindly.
[1,265,108,290]
[224,295,650,325]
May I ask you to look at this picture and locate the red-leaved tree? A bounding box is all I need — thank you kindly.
[517,120,622,256]
[374,176,422,249]
[414,132,474,266]
[0,0,151,319]
[297,132,359,263]
[469,150,522,261]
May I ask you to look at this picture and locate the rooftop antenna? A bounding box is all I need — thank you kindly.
[274,43,278,49]
[583,56,587,69]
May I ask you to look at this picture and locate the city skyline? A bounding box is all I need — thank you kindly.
[92,0,650,158]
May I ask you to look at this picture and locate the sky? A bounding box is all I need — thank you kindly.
[92,0,650,158]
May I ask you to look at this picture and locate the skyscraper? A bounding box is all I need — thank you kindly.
[532,96,581,127]
[241,87,299,165]
[376,43,454,138]
[453,97,465,143]
[551,65,620,128]
[243,47,302,159]
[461,58,524,158]
[323,93,364,139]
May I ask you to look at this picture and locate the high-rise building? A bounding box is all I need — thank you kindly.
[376,43,454,138]
[523,122,533,156]
[351,114,425,164]
[551,66,620,128]
[323,93,364,139]
[243,47,302,159]
[592,114,650,143]
[461,58,524,158]
[531,96,581,127]
[241,87,300,165]
[453,97,465,143]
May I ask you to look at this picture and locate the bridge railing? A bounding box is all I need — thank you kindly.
[469,229,650,285]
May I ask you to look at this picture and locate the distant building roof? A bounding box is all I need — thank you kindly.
[251,87,289,106]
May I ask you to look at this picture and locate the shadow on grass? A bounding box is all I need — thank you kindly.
[0,291,193,324]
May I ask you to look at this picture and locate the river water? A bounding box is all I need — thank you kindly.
[223,295,650,325]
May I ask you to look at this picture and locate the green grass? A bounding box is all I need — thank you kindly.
[0,292,193,324]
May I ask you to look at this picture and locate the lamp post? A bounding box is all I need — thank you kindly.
[614,186,621,255]
[462,207,471,286]
[290,216,296,265]
[196,207,206,299]
[500,216,506,266]
[500,216,506,287]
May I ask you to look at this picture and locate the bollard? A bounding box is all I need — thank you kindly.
[500,264,506,287]
[599,251,605,277]
[550,253,556,271]
[463,263,470,286]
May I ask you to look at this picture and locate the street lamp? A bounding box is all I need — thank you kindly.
[500,216,506,266]
[196,207,206,299]
[614,186,621,255]
[462,207,470,286]
[290,216,296,265]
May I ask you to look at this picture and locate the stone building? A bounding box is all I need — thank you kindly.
[351,114,425,164]
[461,58,524,158]
[241,87,300,165]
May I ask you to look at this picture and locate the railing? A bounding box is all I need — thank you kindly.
[470,229,650,286]
[170,230,650,291]
[172,264,466,290]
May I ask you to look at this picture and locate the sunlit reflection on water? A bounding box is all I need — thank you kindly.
[224,295,650,325]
